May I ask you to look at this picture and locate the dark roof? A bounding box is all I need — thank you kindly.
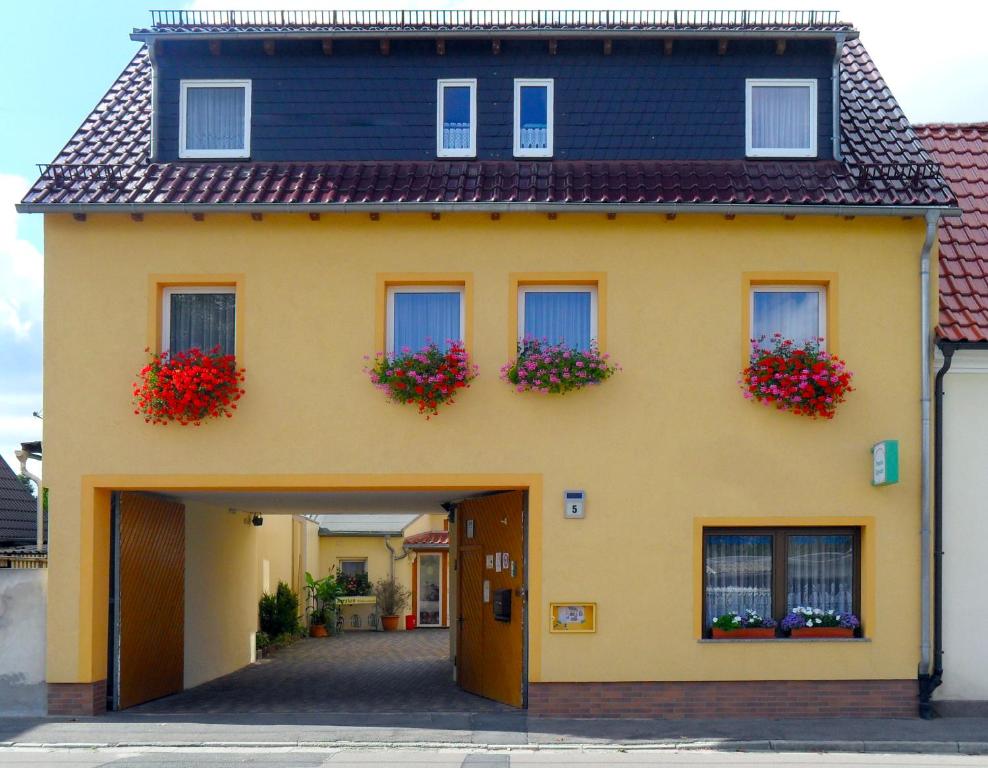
[18,39,955,213]
[916,123,988,342]
[404,530,449,550]
[0,457,38,545]
[133,9,858,41]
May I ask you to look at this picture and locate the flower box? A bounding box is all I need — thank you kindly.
[712,627,776,639]
[365,341,477,418]
[790,627,855,639]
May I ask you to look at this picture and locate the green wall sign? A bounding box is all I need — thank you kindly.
[872,440,899,486]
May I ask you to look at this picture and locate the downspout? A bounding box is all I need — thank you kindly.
[384,536,410,581]
[14,450,43,550]
[832,33,846,161]
[919,341,954,717]
[918,209,939,718]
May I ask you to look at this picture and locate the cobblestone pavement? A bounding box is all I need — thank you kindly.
[129,629,512,715]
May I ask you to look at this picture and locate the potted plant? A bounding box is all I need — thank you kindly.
[500,338,619,394]
[740,335,853,419]
[305,571,343,638]
[133,345,246,426]
[781,606,860,638]
[711,609,777,639]
[373,577,411,631]
[365,341,478,418]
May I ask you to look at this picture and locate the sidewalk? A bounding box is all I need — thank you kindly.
[1,713,988,754]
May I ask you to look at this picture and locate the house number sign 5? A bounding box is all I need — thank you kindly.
[564,490,585,518]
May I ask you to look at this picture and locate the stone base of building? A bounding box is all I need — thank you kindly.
[47,680,107,716]
[528,680,916,719]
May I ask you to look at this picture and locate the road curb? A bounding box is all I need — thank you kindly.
[3,739,988,754]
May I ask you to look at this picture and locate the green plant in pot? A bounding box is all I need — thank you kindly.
[305,571,344,637]
[373,576,411,631]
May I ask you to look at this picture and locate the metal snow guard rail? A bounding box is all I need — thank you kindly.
[37,164,128,187]
[145,9,850,32]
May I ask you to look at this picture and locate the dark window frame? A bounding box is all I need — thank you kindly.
[702,526,862,637]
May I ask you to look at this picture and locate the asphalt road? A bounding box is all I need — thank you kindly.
[1,749,987,767]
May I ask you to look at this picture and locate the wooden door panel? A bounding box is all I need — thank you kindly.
[457,491,524,707]
[117,492,185,710]
[457,548,484,697]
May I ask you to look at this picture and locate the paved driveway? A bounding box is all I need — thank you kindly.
[128,629,512,715]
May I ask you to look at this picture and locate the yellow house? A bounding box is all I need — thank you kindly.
[18,10,959,718]
[315,512,450,630]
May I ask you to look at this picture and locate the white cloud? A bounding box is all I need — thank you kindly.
[0,175,43,340]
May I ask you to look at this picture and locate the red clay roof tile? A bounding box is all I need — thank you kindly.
[403,531,449,549]
[916,123,988,342]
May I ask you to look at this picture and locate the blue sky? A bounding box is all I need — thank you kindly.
[1,0,987,474]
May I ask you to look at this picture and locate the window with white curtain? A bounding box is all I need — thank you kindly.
[514,79,554,157]
[386,285,465,354]
[179,80,251,159]
[745,79,817,158]
[750,285,826,350]
[437,79,477,157]
[518,285,597,351]
[339,559,367,576]
[161,286,236,356]
[703,527,860,633]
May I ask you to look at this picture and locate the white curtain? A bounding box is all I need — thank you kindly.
[751,85,811,151]
[186,87,246,150]
[752,290,820,348]
[786,535,854,613]
[169,293,236,355]
[705,535,773,624]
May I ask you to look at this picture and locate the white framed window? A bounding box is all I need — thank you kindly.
[518,285,598,351]
[437,79,477,158]
[386,285,465,354]
[161,286,237,355]
[745,79,817,158]
[750,285,826,350]
[179,79,252,159]
[514,78,554,157]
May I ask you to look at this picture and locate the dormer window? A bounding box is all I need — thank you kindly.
[745,79,817,158]
[179,79,252,159]
[437,79,476,158]
[514,79,554,158]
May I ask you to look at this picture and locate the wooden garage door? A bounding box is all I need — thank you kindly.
[456,491,525,707]
[113,492,185,710]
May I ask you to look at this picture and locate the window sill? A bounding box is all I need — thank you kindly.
[698,637,870,644]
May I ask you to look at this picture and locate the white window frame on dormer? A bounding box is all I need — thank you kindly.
[513,78,554,158]
[436,79,477,158]
[179,79,252,159]
[745,78,817,158]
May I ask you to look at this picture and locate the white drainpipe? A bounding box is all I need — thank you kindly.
[14,449,43,550]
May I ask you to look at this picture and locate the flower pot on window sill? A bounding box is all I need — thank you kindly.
[712,627,777,640]
[790,627,855,639]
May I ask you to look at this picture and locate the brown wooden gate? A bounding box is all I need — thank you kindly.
[456,491,525,707]
[112,492,185,710]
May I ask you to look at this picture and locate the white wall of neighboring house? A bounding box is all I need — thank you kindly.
[937,348,988,705]
[0,568,47,715]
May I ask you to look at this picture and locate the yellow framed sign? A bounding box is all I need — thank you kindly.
[550,602,597,633]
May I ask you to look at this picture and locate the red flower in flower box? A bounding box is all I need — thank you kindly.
[133,346,246,426]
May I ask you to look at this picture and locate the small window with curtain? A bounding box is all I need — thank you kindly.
[745,79,817,158]
[750,284,826,350]
[703,526,860,635]
[437,79,477,157]
[161,286,236,356]
[339,559,367,577]
[519,285,597,352]
[179,79,251,159]
[514,79,553,157]
[386,285,465,354]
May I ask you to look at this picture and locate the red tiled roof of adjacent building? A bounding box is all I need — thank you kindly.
[18,39,955,212]
[403,530,449,549]
[916,123,988,342]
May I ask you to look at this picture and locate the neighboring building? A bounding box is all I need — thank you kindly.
[315,512,450,629]
[916,123,988,714]
[18,10,958,717]
[0,455,43,567]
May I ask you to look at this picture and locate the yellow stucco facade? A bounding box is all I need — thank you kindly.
[43,211,927,691]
